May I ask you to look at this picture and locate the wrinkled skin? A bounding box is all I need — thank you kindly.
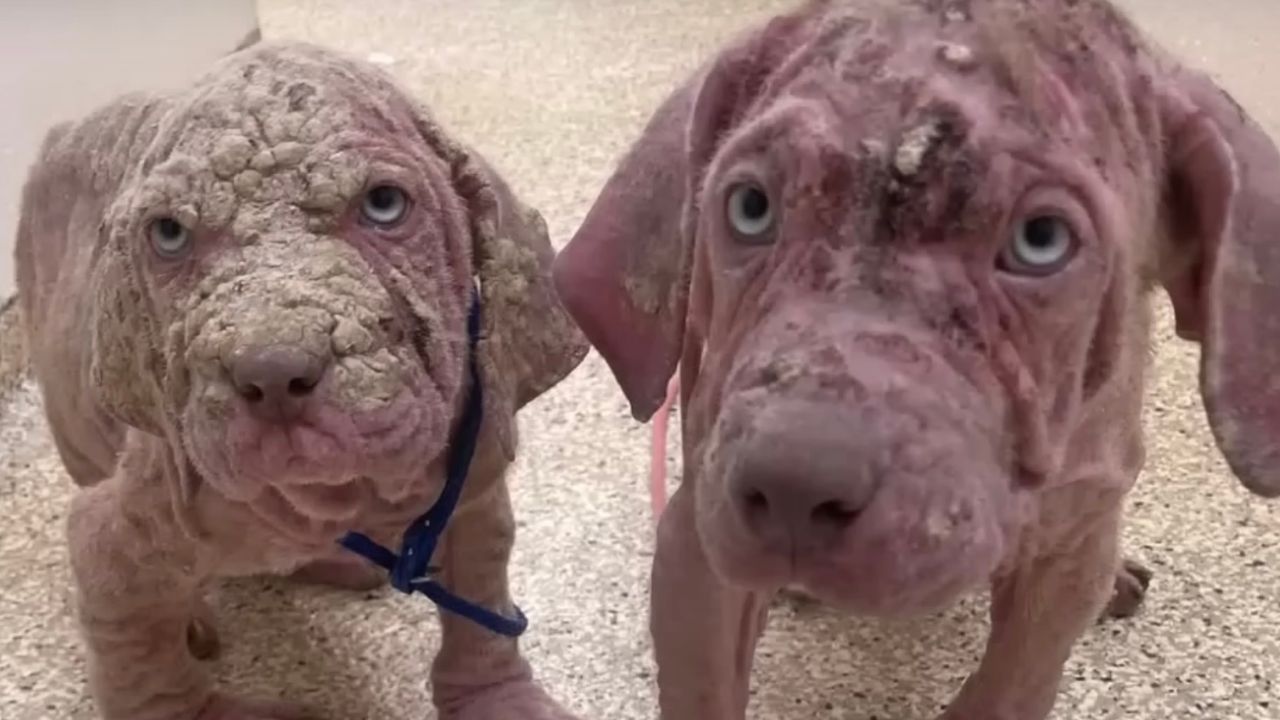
[553,1,1280,718]
[13,41,587,720]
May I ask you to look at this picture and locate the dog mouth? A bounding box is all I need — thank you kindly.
[790,545,994,617]
[248,423,352,480]
[184,385,445,505]
[702,511,1002,618]
[697,462,1009,618]
[233,403,426,481]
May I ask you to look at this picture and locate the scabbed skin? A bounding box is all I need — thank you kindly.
[553,0,1280,718]
[13,40,587,720]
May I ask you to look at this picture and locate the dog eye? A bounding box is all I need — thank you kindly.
[149,217,192,258]
[361,184,409,227]
[999,215,1076,276]
[726,182,775,243]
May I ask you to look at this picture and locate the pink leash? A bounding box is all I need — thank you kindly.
[648,374,680,524]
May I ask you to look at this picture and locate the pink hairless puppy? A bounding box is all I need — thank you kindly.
[14,41,588,720]
[554,0,1280,718]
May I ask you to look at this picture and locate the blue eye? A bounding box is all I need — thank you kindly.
[1000,215,1075,275]
[149,217,191,258]
[726,182,775,243]
[361,184,409,226]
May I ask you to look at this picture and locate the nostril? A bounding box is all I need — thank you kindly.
[239,383,265,403]
[287,376,318,397]
[812,499,861,529]
[735,486,772,531]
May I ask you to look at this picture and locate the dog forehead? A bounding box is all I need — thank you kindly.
[185,51,369,143]
[129,44,439,228]
[749,0,1143,161]
[707,0,1156,253]
[689,9,1159,280]
[156,42,427,170]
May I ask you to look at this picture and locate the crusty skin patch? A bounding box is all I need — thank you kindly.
[892,119,943,177]
[14,40,586,720]
[553,0,1280,718]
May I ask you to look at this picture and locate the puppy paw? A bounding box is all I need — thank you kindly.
[288,553,386,592]
[184,594,222,661]
[1102,557,1154,621]
[936,697,1020,720]
[438,680,579,720]
[196,695,321,720]
[186,611,222,661]
[774,584,821,611]
[936,708,1014,720]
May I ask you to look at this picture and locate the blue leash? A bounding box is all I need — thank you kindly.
[338,288,529,638]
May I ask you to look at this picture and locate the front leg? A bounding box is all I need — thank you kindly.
[652,483,770,720]
[68,475,313,720]
[939,506,1122,720]
[429,471,576,719]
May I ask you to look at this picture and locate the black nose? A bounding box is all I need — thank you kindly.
[229,345,329,423]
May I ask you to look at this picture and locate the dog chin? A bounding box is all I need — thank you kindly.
[792,560,988,619]
[709,549,990,619]
[245,482,369,545]
[272,478,369,523]
[699,519,998,619]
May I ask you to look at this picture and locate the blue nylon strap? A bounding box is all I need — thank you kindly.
[338,287,529,638]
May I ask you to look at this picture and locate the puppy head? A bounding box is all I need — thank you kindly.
[88,41,586,539]
[554,0,1280,615]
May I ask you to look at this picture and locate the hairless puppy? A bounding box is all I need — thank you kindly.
[13,41,588,720]
[554,0,1280,717]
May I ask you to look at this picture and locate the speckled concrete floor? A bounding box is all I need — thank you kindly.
[2,1,1278,719]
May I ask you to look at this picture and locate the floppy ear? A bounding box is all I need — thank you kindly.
[1158,67,1280,498]
[551,11,817,421]
[406,104,589,458]
[88,237,167,437]
[89,237,208,525]
[467,152,592,456]
[16,94,170,436]
[20,93,206,531]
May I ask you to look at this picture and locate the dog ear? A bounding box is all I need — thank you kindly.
[15,94,171,436]
[1158,67,1280,498]
[20,94,206,529]
[551,10,819,421]
[88,237,167,438]
[467,152,591,457]
[412,103,590,457]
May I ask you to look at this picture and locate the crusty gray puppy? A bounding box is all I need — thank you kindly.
[553,0,1280,718]
[13,40,587,720]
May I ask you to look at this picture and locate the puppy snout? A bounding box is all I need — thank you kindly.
[727,428,880,551]
[229,345,330,423]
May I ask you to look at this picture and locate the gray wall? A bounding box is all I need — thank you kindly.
[0,0,259,297]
